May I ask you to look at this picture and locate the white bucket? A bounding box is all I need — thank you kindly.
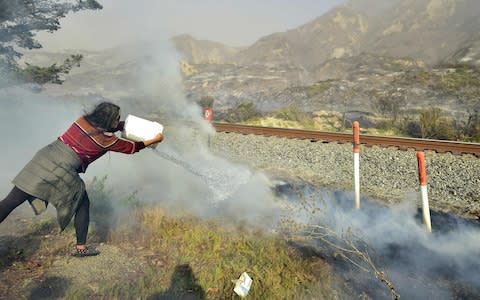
[122,114,164,146]
[233,272,253,298]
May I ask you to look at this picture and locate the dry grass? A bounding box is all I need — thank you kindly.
[1,178,400,299]
[94,207,337,299]
[1,207,337,299]
[244,112,406,137]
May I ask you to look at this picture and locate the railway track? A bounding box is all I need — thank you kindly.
[213,123,480,157]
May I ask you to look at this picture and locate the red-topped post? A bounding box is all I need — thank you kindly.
[204,107,213,148]
[417,151,432,233]
[353,121,361,209]
[204,107,213,123]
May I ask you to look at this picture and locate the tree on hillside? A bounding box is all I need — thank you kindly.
[340,86,355,130]
[224,101,261,123]
[197,96,214,109]
[438,65,480,140]
[370,87,406,123]
[0,0,102,87]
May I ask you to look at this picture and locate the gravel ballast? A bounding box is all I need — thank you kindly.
[210,132,480,220]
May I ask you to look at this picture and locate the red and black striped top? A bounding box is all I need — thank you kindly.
[59,117,145,172]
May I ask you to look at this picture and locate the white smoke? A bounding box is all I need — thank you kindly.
[279,184,480,299]
[81,39,279,225]
[0,38,280,228]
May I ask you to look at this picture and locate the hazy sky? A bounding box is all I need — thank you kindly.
[35,0,346,51]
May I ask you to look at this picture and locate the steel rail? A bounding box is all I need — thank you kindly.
[212,122,480,157]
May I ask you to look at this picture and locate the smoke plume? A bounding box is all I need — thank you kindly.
[0,39,279,228]
[279,184,480,299]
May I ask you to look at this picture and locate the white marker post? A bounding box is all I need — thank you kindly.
[416,151,432,233]
[353,121,361,209]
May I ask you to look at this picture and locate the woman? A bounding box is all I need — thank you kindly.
[0,102,163,257]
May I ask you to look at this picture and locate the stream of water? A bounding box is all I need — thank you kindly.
[152,148,252,203]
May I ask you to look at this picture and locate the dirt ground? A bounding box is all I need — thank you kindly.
[0,204,151,299]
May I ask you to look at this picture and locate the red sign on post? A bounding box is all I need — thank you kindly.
[417,151,427,186]
[204,107,213,123]
[352,121,361,153]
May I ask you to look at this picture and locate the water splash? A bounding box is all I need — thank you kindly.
[152,148,251,202]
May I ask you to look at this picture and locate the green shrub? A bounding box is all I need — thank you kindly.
[415,69,435,86]
[273,105,308,122]
[438,66,480,93]
[419,107,455,139]
[399,108,455,140]
[306,82,331,98]
[224,101,261,123]
[87,176,114,229]
[400,119,422,138]
[465,121,480,142]
[86,176,143,241]
[197,96,214,109]
[19,55,83,85]
[452,112,480,142]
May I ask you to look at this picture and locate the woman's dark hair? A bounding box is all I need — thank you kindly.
[84,102,120,131]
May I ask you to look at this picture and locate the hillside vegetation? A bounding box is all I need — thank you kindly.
[212,64,480,142]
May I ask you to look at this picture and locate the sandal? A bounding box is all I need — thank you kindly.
[71,246,100,257]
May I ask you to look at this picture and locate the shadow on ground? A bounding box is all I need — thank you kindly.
[27,276,71,300]
[148,264,205,300]
[0,223,51,272]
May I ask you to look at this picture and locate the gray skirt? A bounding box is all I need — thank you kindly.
[12,140,85,231]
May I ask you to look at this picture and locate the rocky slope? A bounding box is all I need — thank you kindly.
[171,34,242,64]
[17,0,480,119]
[173,0,480,115]
[229,0,480,68]
[446,37,480,66]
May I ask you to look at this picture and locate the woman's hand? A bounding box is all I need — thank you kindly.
[153,133,164,143]
[143,133,164,147]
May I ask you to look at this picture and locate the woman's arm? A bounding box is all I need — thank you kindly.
[143,133,164,147]
[108,133,164,154]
